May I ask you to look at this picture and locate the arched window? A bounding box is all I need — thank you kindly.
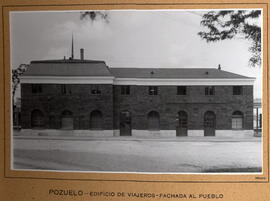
[232,111,244,129]
[90,110,103,130]
[147,111,160,130]
[61,110,73,130]
[31,109,44,128]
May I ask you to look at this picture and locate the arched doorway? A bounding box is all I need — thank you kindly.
[148,111,160,130]
[232,111,244,129]
[90,110,103,130]
[31,109,44,128]
[176,111,188,136]
[120,111,132,136]
[204,111,216,136]
[61,110,73,130]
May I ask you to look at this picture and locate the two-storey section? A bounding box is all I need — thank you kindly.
[20,61,255,137]
[20,59,114,136]
[111,68,254,137]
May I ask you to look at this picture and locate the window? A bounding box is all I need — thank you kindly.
[61,85,71,95]
[31,109,44,128]
[91,85,101,94]
[205,86,215,95]
[177,86,187,95]
[61,110,73,130]
[147,111,160,130]
[233,86,243,95]
[232,111,243,129]
[49,115,56,129]
[121,86,130,95]
[32,84,42,94]
[149,86,158,95]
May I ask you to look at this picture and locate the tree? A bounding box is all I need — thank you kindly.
[80,11,109,23]
[198,10,261,67]
[12,64,28,106]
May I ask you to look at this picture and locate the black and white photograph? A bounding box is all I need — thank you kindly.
[11,9,262,173]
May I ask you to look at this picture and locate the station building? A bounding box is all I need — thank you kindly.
[20,52,255,137]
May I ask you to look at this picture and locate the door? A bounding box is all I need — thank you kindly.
[120,111,132,136]
[90,110,103,130]
[176,111,188,136]
[204,111,216,136]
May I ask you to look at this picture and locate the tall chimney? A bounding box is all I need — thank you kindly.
[80,48,84,60]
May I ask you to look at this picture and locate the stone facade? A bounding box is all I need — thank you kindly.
[21,84,114,130]
[21,84,253,135]
[19,59,255,137]
[114,85,253,131]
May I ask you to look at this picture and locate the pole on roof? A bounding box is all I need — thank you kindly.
[71,34,74,59]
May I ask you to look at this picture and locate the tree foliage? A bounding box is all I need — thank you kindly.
[12,64,28,105]
[80,11,109,23]
[198,10,261,67]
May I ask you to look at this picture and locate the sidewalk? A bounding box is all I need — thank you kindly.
[13,135,261,142]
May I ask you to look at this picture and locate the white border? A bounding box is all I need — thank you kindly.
[10,9,263,176]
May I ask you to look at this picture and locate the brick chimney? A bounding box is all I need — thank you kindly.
[80,48,84,60]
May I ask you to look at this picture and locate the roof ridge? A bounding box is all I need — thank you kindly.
[110,67,216,69]
[31,59,105,64]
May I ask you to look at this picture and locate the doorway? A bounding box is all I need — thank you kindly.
[204,111,216,136]
[120,111,132,136]
[176,111,188,136]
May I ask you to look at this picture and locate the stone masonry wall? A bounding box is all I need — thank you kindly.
[21,84,253,130]
[113,85,253,130]
[21,84,113,129]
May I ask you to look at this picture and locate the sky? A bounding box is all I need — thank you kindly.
[10,10,262,99]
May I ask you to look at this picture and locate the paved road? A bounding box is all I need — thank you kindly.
[13,137,262,173]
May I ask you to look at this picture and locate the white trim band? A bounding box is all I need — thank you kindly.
[114,78,255,86]
[21,76,255,86]
[21,76,115,84]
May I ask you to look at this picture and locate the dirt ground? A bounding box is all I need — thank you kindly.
[12,136,262,173]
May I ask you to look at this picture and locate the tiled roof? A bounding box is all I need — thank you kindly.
[22,59,252,79]
[23,59,113,77]
[110,68,252,79]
